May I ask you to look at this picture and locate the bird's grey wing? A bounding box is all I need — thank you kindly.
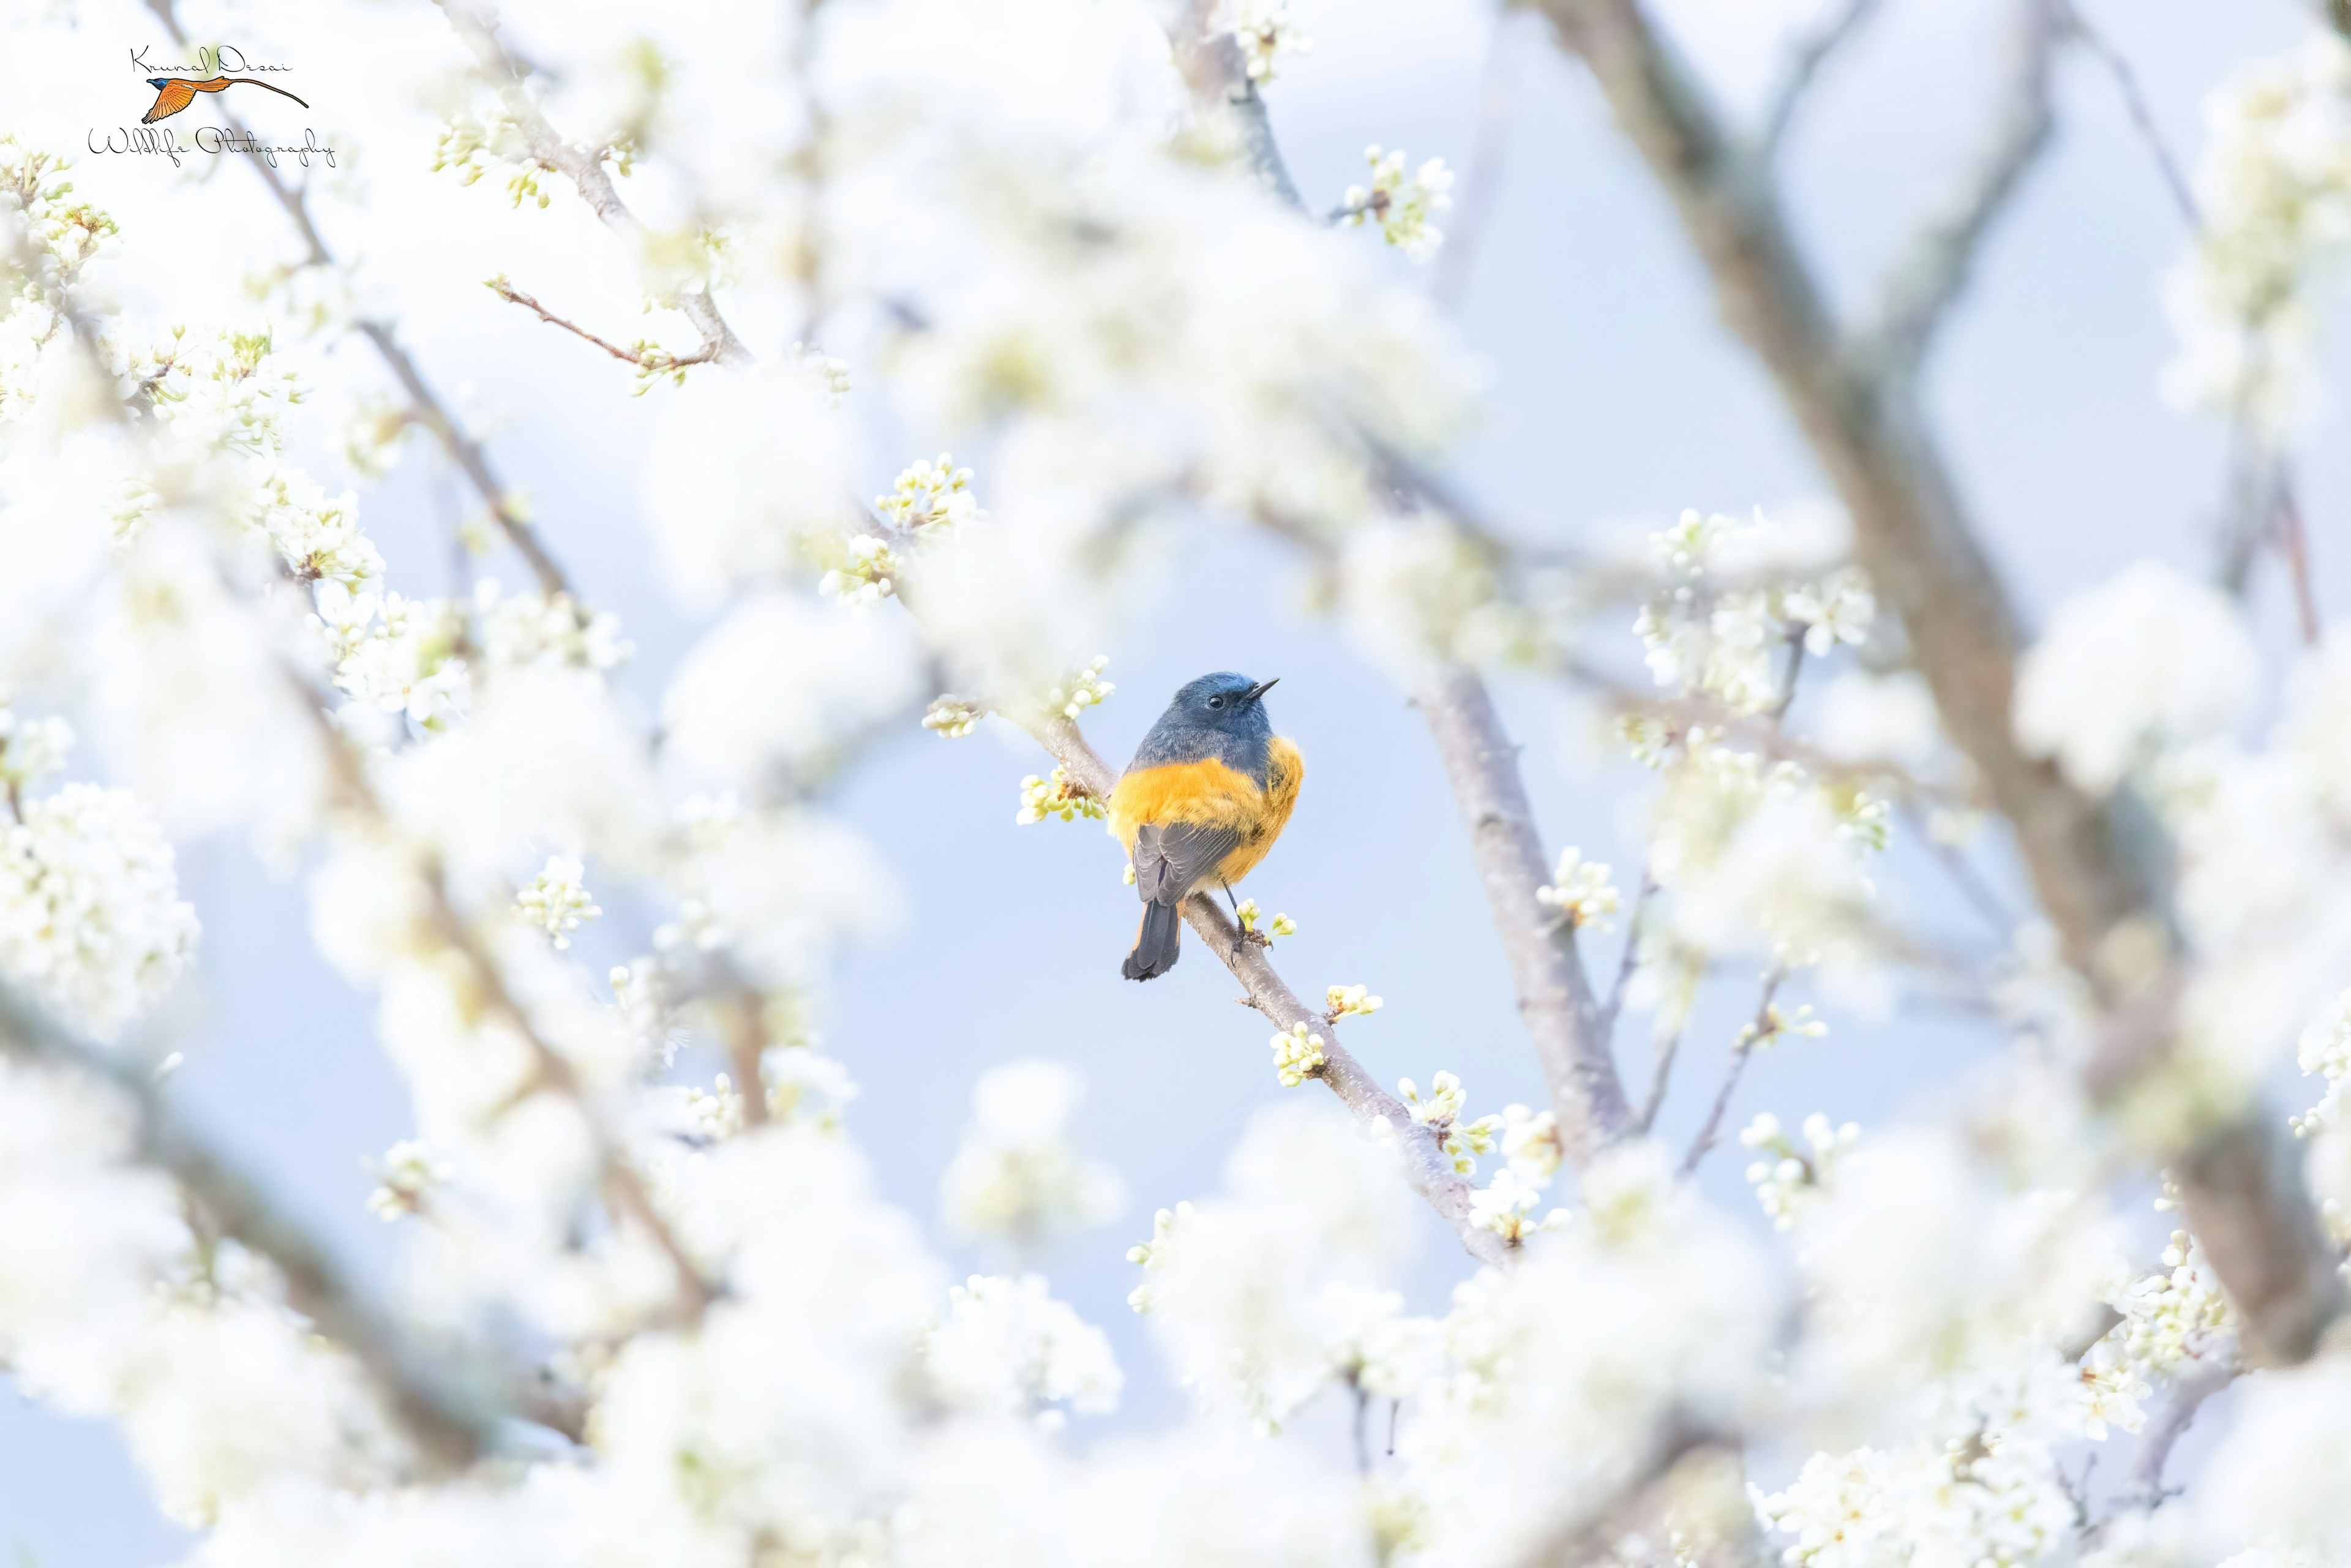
[1131,821,1244,906]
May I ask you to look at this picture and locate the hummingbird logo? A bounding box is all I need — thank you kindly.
[140,75,308,126]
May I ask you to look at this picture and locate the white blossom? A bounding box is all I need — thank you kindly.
[0,707,72,790]
[1014,765,1105,824]
[1341,147,1455,262]
[1739,1111,1858,1231]
[2165,34,2351,433]
[1536,846,1622,931]
[366,1139,453,1221]
[2014,562,2258,795]
[1271,1021,1327,1087]
[939,1060,1126,1251]
[0,784,198,1038]
[876,452,981,539]
[1212,0,1310,84]
[513,855,601,950]
[923,1273,1122,1420]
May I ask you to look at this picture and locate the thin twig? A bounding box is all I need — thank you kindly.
[1769,631,1807,722]
[437,0,754,366]
[1432,15,1524,310]
[1601,871,1658,1031]
[1681,968,1784,1176]
[1634,1012,1686,1135]
[2113,1357,2237,1516]
[2061,2,2199,230]
[487,277,722,373]
[1897,801,2016,937]
[2274,473,2325,647]
[1757,0,1883,161]
[1867,0,2061,376]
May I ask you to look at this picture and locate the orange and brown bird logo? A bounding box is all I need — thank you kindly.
[140,75,309,125]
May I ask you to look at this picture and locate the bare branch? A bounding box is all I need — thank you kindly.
[1432,17,1526,310]
[2173,1119,2343,1366]
[1633,1012,1685,1136]
[355,321,572,598]
[2275,473,2325,647]
[1681,968,1783,1176]
[436,0,755,367]
[1867,0,2061,378]
[1602,871,1658,1032]
[2061,4,2199,231]
[2114,1356,2237,1515]
[1757,0,1883,162]
[0,987,507,1472]
[1414,663,1634,1163]
[1526,1415,1733,1568]
[1027,716,1515,1267]
[488,277,722,375]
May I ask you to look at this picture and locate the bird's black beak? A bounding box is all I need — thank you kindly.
[1245,678,1280,702]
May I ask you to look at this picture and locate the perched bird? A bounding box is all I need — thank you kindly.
[141,76,310,125]
[1108,673,1303,981]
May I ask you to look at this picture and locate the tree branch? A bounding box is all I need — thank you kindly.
[435,0,755,367]
[1532,0,2344,1364]
[1432,16,1525,310]
[1865,0,2061,378]
[2173,1119,2342,1366]
[0,987,507,1473]
[1681,968,1782,1175]
[2061,3,2199,231]
[1413,664,1633,1163]
[1532,0,2137,974]
[1166,0,1304,212]
[355,321,572,597]
[1757,0,1883,162]
[1027,716,1515,1267]
[2115,1356,2234,1515]
[487,276,722,374]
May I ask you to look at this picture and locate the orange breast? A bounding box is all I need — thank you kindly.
[1106,739,1303,885]
[1212,737,1302,883]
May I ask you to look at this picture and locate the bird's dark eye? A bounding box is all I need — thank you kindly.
[1207,696,1225,710]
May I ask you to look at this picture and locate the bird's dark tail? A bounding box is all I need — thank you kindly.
[1122,901,1182,981]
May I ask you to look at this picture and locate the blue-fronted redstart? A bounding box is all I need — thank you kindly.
[1108,672,1304,980]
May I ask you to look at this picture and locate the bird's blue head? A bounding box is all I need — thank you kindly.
[1168,672,1278,737]
[148,78,172,89]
